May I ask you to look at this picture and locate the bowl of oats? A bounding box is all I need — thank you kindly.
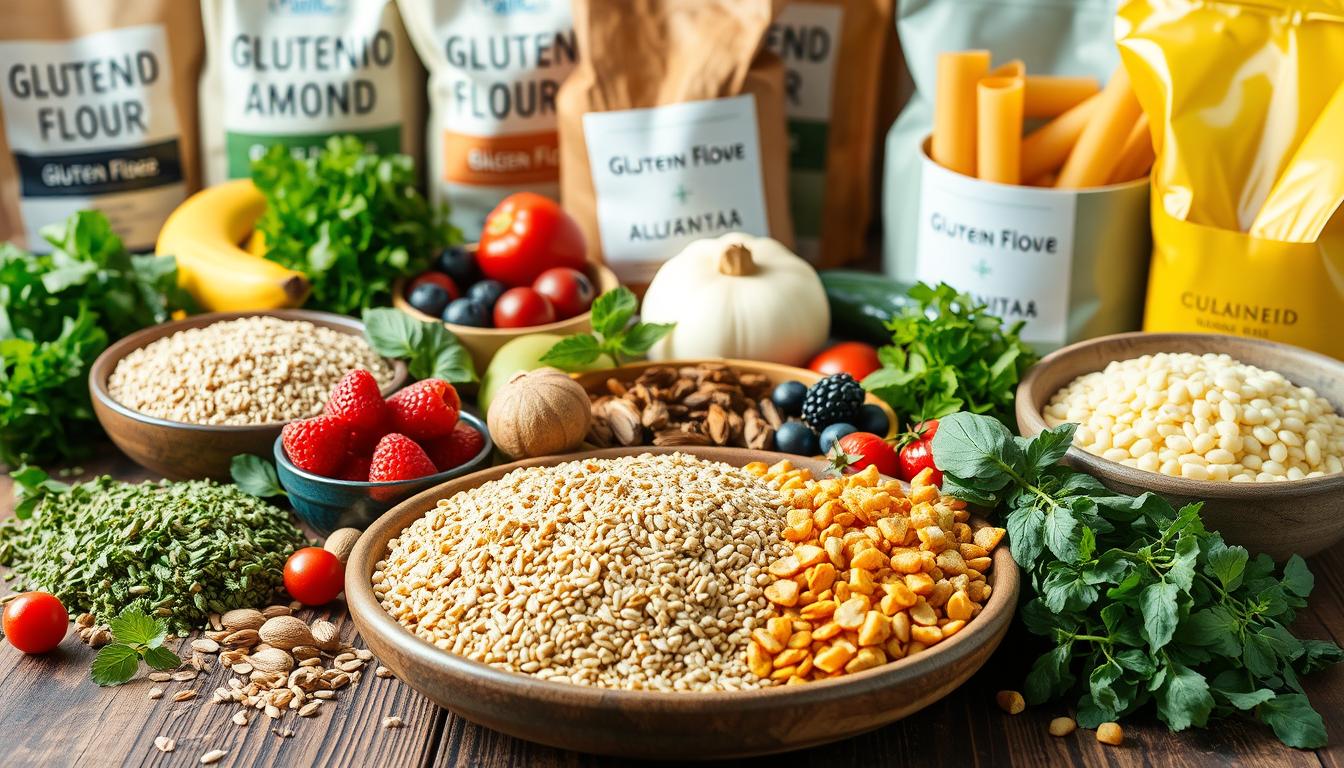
[89,310,406,480]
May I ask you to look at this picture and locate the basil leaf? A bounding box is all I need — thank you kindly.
[1043,503,1082,563]
[362,308,476,384]
[142,646,182,671]
[1218,687,1276,711]
[931,411,1020,479]
[91,644,142,687]
[1258,693,1328,749]
[109,607,161,646]
[1156,663,1214,730]
[1140,581,1180,650]
[230,455,286,499]
[540,334,606,371]
[1026,423,1076,476]
[1005,506,1045,568]
[361,307,418,359]
[614,322,675,357]
[1204,541,1249,591]
[590,287,638,339]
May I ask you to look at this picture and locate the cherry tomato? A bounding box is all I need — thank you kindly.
[808,342,881,380]
[408,271,460,301]
[2,591,68,654]
[532,267,596,319]
[284,547,345,606]
[493,287,556,328]
[832,432,900,477]
[478,192,587,286]
[897,419,943,486]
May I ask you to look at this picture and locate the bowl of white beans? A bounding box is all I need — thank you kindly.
[1016,332,1344,560]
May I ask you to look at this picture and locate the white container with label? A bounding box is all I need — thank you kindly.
[910,138,1150,351]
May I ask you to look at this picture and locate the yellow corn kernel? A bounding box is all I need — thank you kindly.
[784,519,814,542]
[941,619,966,638]
[952,522,974,543]
[891,611,911,643]
[795,543,827,567]
[959,543,988,559]
[927,579,954,608]
[800,600,837,621]
[767,617,793,646]
[744,461,768,476]
[945,591,973,621]
[785,675,807,685]
[850,547,888,571]
[909,598,938,626]
[909,483,939,504]
[768,554,803,578]
[833,581,852,603]
[918,525,950,552]
[910,624,943,645]
[860,491,892,513]
[858,610,892,646]
[751,628,784,655]
[773,648,807,668]
[779,476,806,492]
[833,511,857,527]
[935,549,967,575]
[966,556,993,572]
[814,499,842,528]
[747,641,773,677]
[1049,717,1077,737]
[847,465,880,487]
[770,665,798,681]
[788,630,813,649]
[848,567,876,595]
[765,580,800,607]
[889,549,924,574]
[996,690,1025,715]
[904,572,935,596]
[824,537,846,567]
[813,643,857,673]
[834,596,870,630]
[806,562,837,593]
[974,526,1005,550]
[796,653,814,677]
[880,583,918,615]
[812,621,842,641]
[844,647,887,674]
[906,641,927,656]
[1096,722,1124,746]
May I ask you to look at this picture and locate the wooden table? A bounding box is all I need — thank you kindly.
[2,449,1341,768]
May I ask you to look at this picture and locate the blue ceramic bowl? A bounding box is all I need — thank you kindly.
[274,411,492,535]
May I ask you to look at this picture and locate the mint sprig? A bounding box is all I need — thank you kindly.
[230,454,286,499]
[540,287,674,370]
[90,607,181,687]
[362,307,476,383]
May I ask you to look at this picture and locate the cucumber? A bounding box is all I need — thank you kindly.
[821,270,916,346]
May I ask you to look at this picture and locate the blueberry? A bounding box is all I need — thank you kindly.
[467,279,506,310]
[408,282,450,318]
[442,297,490,327]
[854,404,890,436]
[819,422,858,454]
[771,381,808,417]
[775,421,819,456]
[436,245,479,286]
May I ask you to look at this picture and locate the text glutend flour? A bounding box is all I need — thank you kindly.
[399,0,576,239]
[0,1,203,251]
[199,0,423,184]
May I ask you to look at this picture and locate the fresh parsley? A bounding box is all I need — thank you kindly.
[861,283,1036,429]
[251,136,461,315]
[361,308,476,383]
[932,411,1343,748]
[90,607,181,687]
[230,454,286,499]
[539,287,674,370]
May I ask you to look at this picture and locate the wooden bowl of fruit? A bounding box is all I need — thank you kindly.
[392,195,621,373]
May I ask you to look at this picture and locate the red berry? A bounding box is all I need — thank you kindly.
[281,415,350,477]
[386,379,461,440]
[423,422,486,471]
[408,271,460,301]
[324,369,390,435]
[369,433,439,483]
[338,454,372,482]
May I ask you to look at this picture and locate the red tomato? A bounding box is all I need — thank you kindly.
[408,271,460,300]
[478,192,587,286]
[493,287,556,328]
[532,267,596,319]
[809,342,881,380]
[833,432,899,476]
[284,547,345,606]
[2,591,68,654]
[897,419,943,486]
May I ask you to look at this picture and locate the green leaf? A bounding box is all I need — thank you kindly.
[1041,566,1097,613]
[1167,533,1200,591]
[1005,506,1045,569]
[539,334,605,371]
[91,644,142,687]
[109,607,162,646]
[1204,541,1249,591]
[590,287,638,339]
[1298,638,1344,673]
[1025,423,1077,475]
[142,646,182,671]
[1181,607,1242,657]
[1156,663,1214,730]
[421,333,478,383]
[1024,643,1075,704]
[1043,505,1082,563]
[614,322,675,357]
[1089,660,1124,715]
[1114,649,1157,677]
[361,308,476,384]
[1243,632,1279,678]
[361,307,418,358]
[230,455,286,498]
[1219,688,1276,711]
[1140,581,1180,650]
[930,411,1020,479]
[1281,555,1314,598]
[1258,693,1328,749]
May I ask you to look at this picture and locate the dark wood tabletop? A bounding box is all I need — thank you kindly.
[2,447,1340,768]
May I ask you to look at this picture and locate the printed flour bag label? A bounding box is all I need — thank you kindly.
[0,1,203,251]
[398,0,576,238]
[200,0,423,184]
[582,95,771,267]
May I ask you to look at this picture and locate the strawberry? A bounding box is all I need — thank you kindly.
[387,379,461,440]
[281,416,350,477]
[369,433,438,483]
[324,369,390,435]
[338,454,372,482]
[423,422,486,471]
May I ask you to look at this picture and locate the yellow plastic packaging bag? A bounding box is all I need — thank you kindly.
[1118,0,1344,358]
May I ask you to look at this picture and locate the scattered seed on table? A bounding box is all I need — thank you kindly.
[383,716,404,730]
[232,711,249,726]
[996,690,1025,715]
[154,737,175,753]
[1097,722,1124,746]
[172,670,199,682]
[172,690,197,702]
[200,749,227,764]
[375,666,393,679]
[1049,717,1077,736]
[149,672,173,682]
[298,702,322,717]
[148,687,164,700]
[192,638,221,654]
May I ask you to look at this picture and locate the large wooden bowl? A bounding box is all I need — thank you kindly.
[89,310,407,481]
[345,446,1018,759]
[392,246,621,374]
[1016,332,1344,560]
[572,359,900,440]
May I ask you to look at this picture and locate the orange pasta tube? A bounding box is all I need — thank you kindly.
[1024,75,1101,118]
[989,59,1024,78]
[1019,93,1101,183]
[932,50,991,176]
[1107,113,1155,184]
[976,76,1024,184]
[1056,67,1143,188]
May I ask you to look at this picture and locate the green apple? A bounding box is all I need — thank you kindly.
[479,334,613,414]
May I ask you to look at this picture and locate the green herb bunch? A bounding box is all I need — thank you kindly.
[540,287,674,370]
[91,608,181,687]
[361,307,476,383]
[0,211,193,465]
[862,283,1036,429]
[931,412,1343,748]
[0,470,308,635]
[251,136,460,315]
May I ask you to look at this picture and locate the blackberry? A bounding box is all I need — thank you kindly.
[801,373,865,430]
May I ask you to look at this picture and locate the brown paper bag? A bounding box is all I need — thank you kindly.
[0,0,203,251]
[558,0,793,286]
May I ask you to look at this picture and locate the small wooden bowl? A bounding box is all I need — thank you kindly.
[1016,332,1344,560]
[89,310,407,481]
[345,446,1018,759]
[392,246,621,374]
[572,359,900,440]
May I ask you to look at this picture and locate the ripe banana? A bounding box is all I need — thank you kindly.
[157,180,309,311]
